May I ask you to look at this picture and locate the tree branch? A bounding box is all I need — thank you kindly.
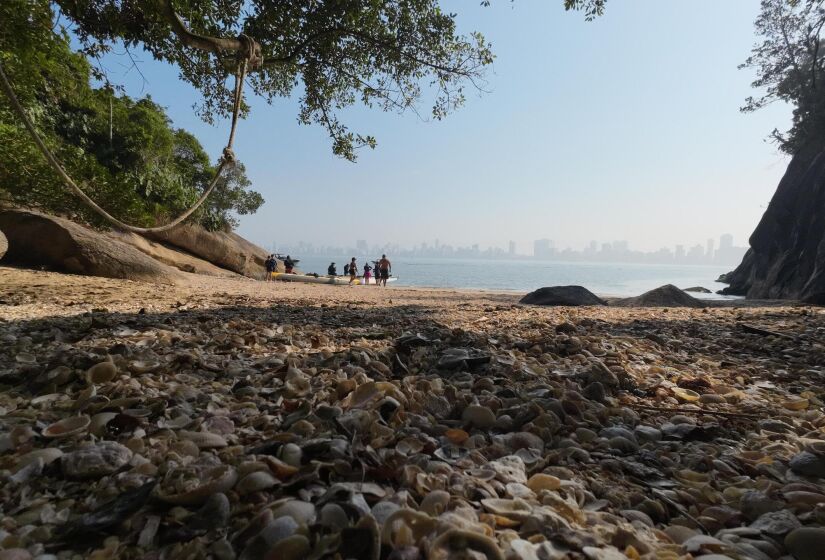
[159,0,243,55]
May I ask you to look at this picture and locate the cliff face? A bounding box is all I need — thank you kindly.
[722,142,825,303]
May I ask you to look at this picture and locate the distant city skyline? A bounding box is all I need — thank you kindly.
[271,233,747,267]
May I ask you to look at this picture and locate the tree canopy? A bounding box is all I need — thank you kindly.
[742,0,825,154]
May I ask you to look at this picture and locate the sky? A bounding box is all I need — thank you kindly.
[91,0,792,254]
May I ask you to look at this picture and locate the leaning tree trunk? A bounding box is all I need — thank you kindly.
[721,141,825,303]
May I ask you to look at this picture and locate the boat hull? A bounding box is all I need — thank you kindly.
[272,273,396,286]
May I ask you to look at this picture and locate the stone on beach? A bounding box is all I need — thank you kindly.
[519,285,607,306]
[613,283,706,307]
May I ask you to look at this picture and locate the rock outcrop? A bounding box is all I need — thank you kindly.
[720,143,825,303]
[684,286,711,293]
[145,224,268,278]
[110,230,239,277]
[520,285,607,306]
[613,284,705,308]
[0,210,181,284]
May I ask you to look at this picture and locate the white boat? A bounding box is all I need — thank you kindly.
[273,273,396,286]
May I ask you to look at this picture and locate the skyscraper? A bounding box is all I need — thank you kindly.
[720,234,733,249]
[508,240,516,255]
[706,238,715,262]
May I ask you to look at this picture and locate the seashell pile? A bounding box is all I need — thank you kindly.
[1,267,825,559]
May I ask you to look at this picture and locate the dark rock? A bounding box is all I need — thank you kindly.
[789,451,825,478]
[785,527,825,560]
[739,490,783,521]
[437,348,490,369]
[749,509,801,537]
[613,284,705,308]
[721,143,825,303]
[53,481,156,541]
[519,285,607,306]
[582,381,606,403]
[0,210,180,283]
[683,286,712,293]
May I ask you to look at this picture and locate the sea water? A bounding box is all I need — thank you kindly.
[292,256,738,299]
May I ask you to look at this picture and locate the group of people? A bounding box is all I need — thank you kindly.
[327,254,392,286]
[263,254,294,281]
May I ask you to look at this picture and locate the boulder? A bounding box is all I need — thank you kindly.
[684,286,711,293]
[720,142,825,303]
[520,285,607,306]
[0,209,181,284]
[613,284,705,308]
[110,230,238,277]
[0,228,6,261]
[145,224,268,278]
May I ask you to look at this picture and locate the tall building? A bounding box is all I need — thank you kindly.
[508,240,516,256]
[533,239,555,259]
[675,245,685,261]
[706,238,715,262]
[720,234,733,249]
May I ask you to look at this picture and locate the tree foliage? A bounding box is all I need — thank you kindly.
[742,0,825,153]
[0,0,262,231]
[56,0,498,161]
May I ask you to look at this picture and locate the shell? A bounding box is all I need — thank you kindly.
[86,360,118,384]
[178,430,228,449]
[526,473,561,493]
[61,441,133,479]
[263,535,310,560]
[89,412,118,436]
[782,398,809,411]
[480,498,532,521]
[15,448,64,470]
[156,465,238,506]
[42,415,90,438]
[236,471,278,495]
[672,387,700,402]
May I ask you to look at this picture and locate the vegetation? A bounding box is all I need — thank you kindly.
[0,1,262,231]
[742,0,825,154]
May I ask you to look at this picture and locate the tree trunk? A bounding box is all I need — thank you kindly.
[721,141,825,303]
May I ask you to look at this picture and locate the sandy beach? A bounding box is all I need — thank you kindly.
[1,265,825,559]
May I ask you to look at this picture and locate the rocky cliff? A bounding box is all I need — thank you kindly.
[721,142,825,303]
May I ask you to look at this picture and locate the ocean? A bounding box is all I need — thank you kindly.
[291,255,738,299]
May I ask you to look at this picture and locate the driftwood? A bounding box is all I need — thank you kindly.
[740,323,797,340]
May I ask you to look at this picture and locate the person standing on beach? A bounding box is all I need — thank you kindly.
[363,262,372,284]
[349,257,358,284]
[327,262,337,276]
[378,254,391,287]
[264,255,275,281]
[284,255,295,274]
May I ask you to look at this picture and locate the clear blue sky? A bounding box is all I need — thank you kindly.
[92,0,791,254]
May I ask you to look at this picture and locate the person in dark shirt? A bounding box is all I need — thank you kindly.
[327,262,337,276]
[284,255,295,274]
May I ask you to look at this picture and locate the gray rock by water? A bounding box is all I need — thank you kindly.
[519,285,607,306]
[613,284,705,308]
